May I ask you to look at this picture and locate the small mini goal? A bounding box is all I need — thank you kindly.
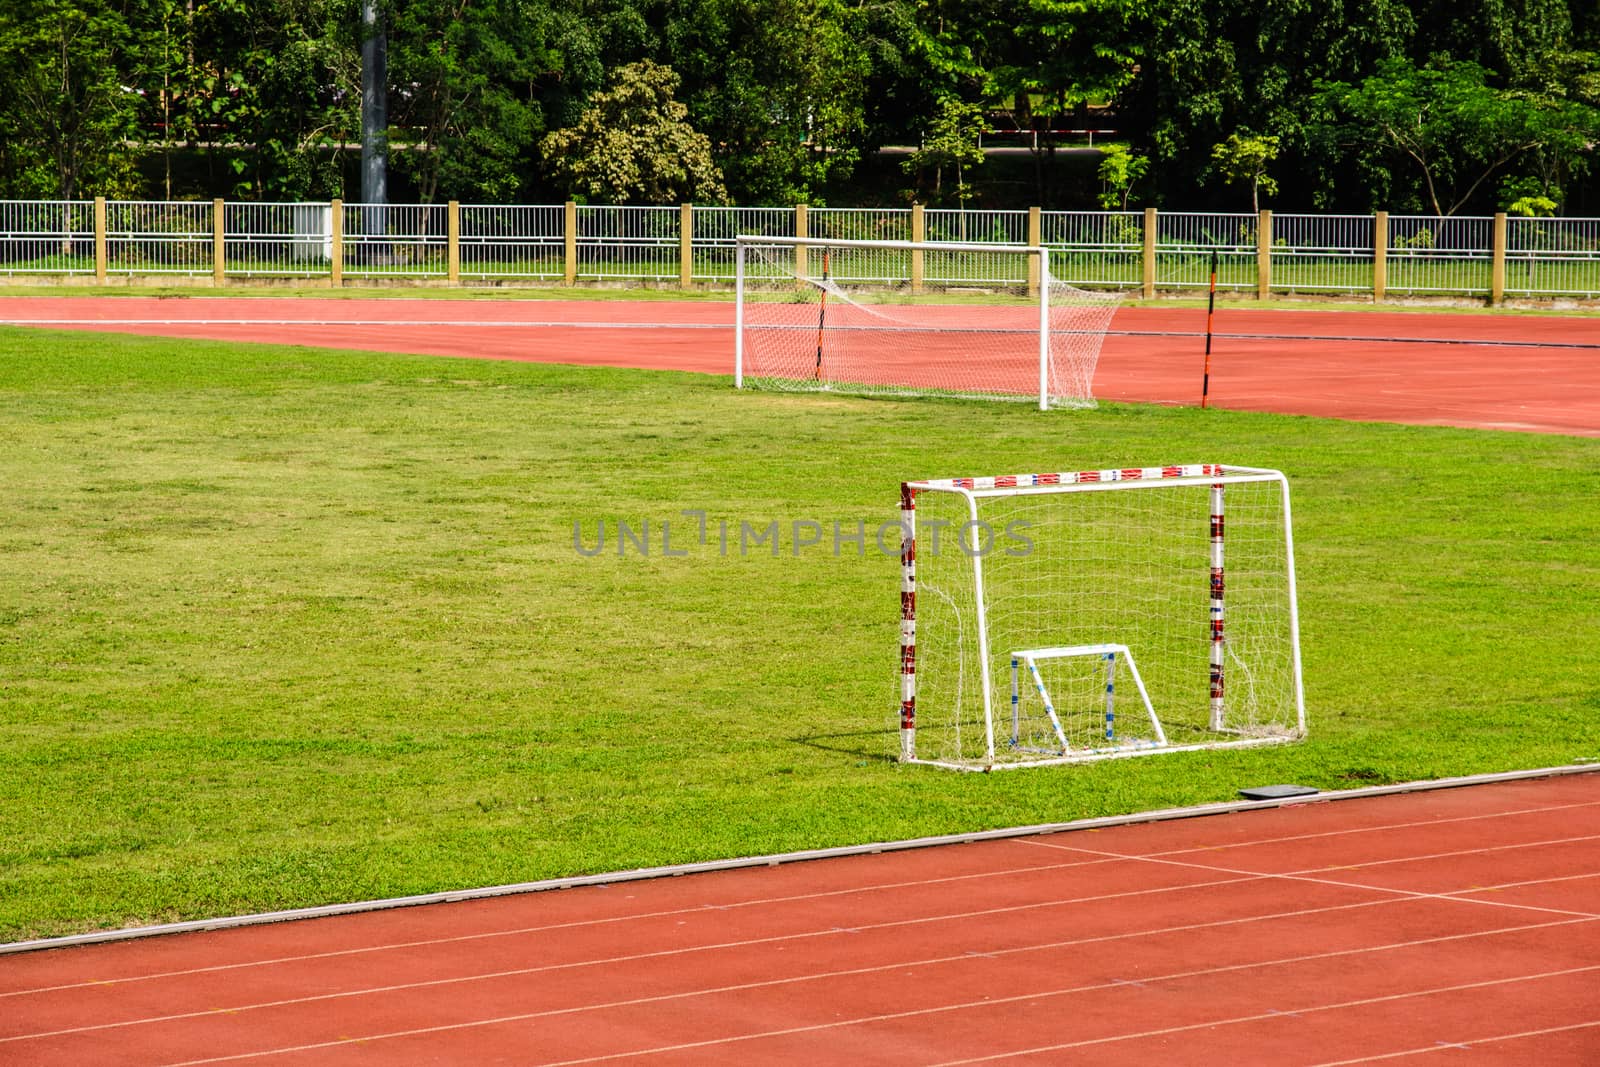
[897,463,1306,771]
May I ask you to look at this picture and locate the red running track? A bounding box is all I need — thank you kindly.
[1,296,1596,436]
[4,771,1599,1064]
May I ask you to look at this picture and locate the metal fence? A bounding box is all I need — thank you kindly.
[105,200,213,276]
[224,202,334,278]
[576,204,679,282]
[1387,215,1493,296]
[1153,212,1259,291]
[459,204,564,281]
[3,199,1598,301]
[1506,216,1600,297]
[1271,214,1376,294]
[0,201,95,274]
[343,202,448,278]
[1042,211,1143,289]
[694,206,794,282]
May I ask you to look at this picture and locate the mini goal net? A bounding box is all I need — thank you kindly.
[734,236,1119,410]
[897,464,1305,771]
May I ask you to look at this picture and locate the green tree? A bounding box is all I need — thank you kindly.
[1096,142,1148,209]
[387,0,560,203]
[540,59,727,204]
[1316,56,1600,215]
[901,95,986,209]
[660,0,872,203]
[1121,0,1414,209]
[1210,132,1279,211]
[0,0,143,199]
[914,0,1145,206]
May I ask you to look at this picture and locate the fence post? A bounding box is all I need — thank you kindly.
[680,203,693,288]
[330,199,343,286]
[1142,207,1157,298]
[794,203,808,278]
[1027,205,1042,296]
[564,200,577,286]
[1256,209,1272,299]
[447,200,460,284]
[1490,211,1507,304]
[910,203,926,292]
[94,197,107,282]
[212,198,226,284]
[1373,211,1387,302]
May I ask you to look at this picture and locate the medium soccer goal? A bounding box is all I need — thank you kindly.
[897,464,1305,771]
[734,235,1120,410]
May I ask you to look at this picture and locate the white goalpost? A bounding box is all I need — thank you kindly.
[897,464,1305,771]
[734,235,1119,410]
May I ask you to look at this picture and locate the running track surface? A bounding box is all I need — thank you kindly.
[1,296,1596,436]
[5,298,1600,1062]
[5,772,1599,1064]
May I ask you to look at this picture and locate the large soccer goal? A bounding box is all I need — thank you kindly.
[734,236,1120,410]
[897,464,1305,771]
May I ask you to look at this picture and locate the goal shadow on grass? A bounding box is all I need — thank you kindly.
[790,729,897,763]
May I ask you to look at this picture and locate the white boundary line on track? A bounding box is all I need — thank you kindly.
[4,763,1596,956]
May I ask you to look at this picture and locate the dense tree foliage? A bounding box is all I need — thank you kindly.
[2,0,1598,212]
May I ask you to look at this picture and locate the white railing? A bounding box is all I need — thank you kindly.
[3,199,1598,301]
[0,200,95,274]
[1042,210,1143,289]
[1506,217,1600,297]
[1387,215,1494,296]
[105,200,213,276]
[1270,214,1376,294]
[224,202,334,278]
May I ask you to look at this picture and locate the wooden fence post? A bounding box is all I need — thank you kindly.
[1027,205,1042,296]
[1491,212,1507,305]
[94,197,107,282]
[1142,207,1157,298]
[1257,209,1272,299]
[680,203,693,288]
[1373,211,1388,303]
[212,198,225,284]
[447,200,460,284]
[793,203,809,278]
[329,199,343,286]
[910,203,925,292]
[563,200,577,286]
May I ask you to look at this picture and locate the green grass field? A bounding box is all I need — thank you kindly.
[2,323,1597,943]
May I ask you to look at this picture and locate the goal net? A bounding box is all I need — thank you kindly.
[734,236,1120,410]
[898,464,1305,771]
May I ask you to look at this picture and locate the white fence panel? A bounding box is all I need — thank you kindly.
[1043,211,1143,289]
[224,202,333,277]
[1386,215,1492,295]
[1270,214,1374,293]
[459,205,564,281]
[342,202,448,277]
[1505,217,1600,297]
[105,201,212,276]
[0,201,96,275]
[1154,212,1257,291]
[576,205,678,282]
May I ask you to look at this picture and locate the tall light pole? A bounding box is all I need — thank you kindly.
[360,0,387,258]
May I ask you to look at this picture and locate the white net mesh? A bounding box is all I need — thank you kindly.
[900,468,1303,770]
[737,240,1119,408]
